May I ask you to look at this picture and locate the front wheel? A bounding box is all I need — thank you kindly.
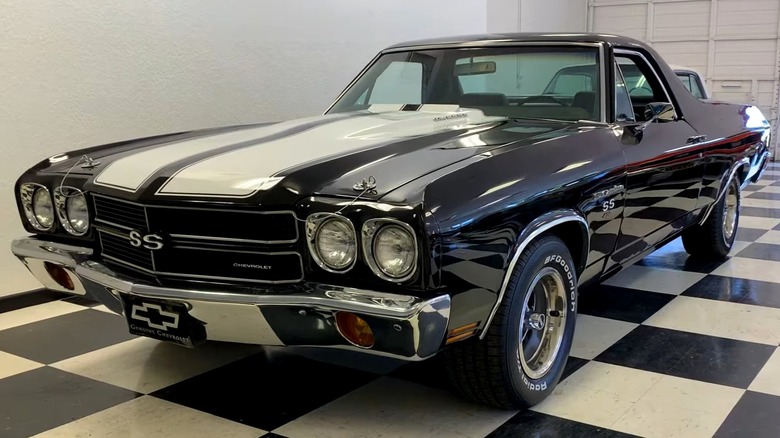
[443,235,577,409]
[682,177,741,260]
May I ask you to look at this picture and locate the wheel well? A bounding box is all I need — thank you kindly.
[546,221,588,275]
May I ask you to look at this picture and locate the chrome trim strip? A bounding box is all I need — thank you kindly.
[613,48,677,117]
[479,210,589,340]
[94,218,134,231]
[698,157,750,225]
[598,43,607,123]
[361,218,419,283]
[168,234,298,245]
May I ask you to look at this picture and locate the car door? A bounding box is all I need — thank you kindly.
[606,49,706,271]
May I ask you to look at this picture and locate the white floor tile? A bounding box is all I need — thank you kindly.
[91,305,118,314]
[51,337,261,393]
[0,350,43,380]
[602,265,706,295]
[570,315,638,360]
[750,179,775,186]
[762,170,780,176]
[749,347,780,397]
[756,230,780,245]
[644,296,780,345]
[712,257,780,284]
[742,198,779,209]
[730,240,751,255]
[611,374,744,438]
[757,185,780,194]
[275,377,517,438]
[739,216,780,230]
[32,396,264,437]
[531,362,660,428]
[0,301,84,332]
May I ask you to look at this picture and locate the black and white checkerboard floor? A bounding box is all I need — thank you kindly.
[2,163,779,438]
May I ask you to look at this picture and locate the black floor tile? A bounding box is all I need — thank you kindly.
[742,207,780,219]
[487,410,639,438]
[62,295,102,307]
[733,227,771,242]
[152,350,379,431]
[260,433,290,438]
[387,354,454,392]
[683,275,780,309]
[560,356,589,382]
[746,191,780,201]
[579,285,675,323]
[0,289,68,314]
[714,391,780,438]
[0,309,136,363]
[636,238,727,273]
[735,243,780,263]
[595,325,775,388]
[0,367,138,438]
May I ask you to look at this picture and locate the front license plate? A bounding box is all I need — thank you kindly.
[123,296,206,347]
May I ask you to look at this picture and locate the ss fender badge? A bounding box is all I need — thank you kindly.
[592,184,625,201]
[128,230,164,250]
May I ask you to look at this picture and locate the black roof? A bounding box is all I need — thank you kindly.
[384,32,647,51]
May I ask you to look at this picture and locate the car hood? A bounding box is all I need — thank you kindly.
[38,106,576,205]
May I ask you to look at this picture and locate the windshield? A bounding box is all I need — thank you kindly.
[328,46,602,122]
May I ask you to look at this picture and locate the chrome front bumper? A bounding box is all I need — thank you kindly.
[12,237,451,360]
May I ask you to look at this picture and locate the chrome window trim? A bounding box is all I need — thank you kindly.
[91,193,299,244]
[53,186,90,236]
[325,41,608,123]
[20,182,54,231]
[613,59,635,123]
[613,48,677,117]
[479,211,589,340]
[361,218,419,283]
[305,213,358,274]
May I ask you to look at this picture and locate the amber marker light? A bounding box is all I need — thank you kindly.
[446,322,479,344]
[44,262,74,291]
[335,312,375,348]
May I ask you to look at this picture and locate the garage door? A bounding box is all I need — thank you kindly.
[588,0,780,160]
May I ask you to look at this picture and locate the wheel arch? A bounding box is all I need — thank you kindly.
[478,209,589,339]
[698,157,750,226]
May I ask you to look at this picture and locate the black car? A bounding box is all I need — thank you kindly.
[12,33,772,409]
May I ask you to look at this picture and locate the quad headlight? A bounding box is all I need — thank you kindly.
[362,219,417,282]
[54,187,90,236]
[306,214,357,272]
[20,183,55,231]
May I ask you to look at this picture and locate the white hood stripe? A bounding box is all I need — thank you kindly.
[92,114,339,192]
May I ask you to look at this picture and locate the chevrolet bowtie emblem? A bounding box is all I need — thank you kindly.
[131,303,180,331]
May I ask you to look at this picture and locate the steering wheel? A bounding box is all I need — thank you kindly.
[519,95,566,106]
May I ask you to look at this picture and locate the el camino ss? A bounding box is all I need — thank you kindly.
[12,33,771,409]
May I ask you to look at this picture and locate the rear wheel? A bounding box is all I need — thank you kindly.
[443,235,577,409]
[682,177,740,259]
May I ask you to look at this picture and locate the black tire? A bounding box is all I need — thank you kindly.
[443,235,578,409]
[682,177,741,260]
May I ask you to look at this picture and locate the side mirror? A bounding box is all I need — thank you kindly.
[636,102,676,132]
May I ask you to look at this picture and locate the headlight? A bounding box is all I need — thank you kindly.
[362,219,417,282]
[20,183,54,231]
[54,187,90,236]
[306,214,357,272]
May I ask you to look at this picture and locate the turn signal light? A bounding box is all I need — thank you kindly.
[44,262,74,291]
[446,322,479,345]
[335,312,375,348]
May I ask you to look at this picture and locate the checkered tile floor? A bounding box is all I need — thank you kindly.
[2,163,779,438]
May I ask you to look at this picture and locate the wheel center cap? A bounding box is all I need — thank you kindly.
[528,313,546,331]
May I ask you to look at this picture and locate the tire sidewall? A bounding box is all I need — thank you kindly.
[503,239,578,406]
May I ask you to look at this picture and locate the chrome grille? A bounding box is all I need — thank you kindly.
[91,194,302,284]
[93,195,147,231]
[98,229,155,271]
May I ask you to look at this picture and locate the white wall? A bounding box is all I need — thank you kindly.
[0,0,487,297]
[488,0,588,33]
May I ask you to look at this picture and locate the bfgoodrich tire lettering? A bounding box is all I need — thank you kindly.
[443,235,577,409]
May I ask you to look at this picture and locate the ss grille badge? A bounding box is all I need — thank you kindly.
[128,230,164,250]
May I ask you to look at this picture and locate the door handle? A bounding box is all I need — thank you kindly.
[687,135,707,144]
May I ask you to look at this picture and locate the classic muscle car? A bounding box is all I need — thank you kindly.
[12,33,772,409]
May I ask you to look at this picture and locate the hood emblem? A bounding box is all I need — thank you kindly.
[79,155,101,170]
[352,176,377,194]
